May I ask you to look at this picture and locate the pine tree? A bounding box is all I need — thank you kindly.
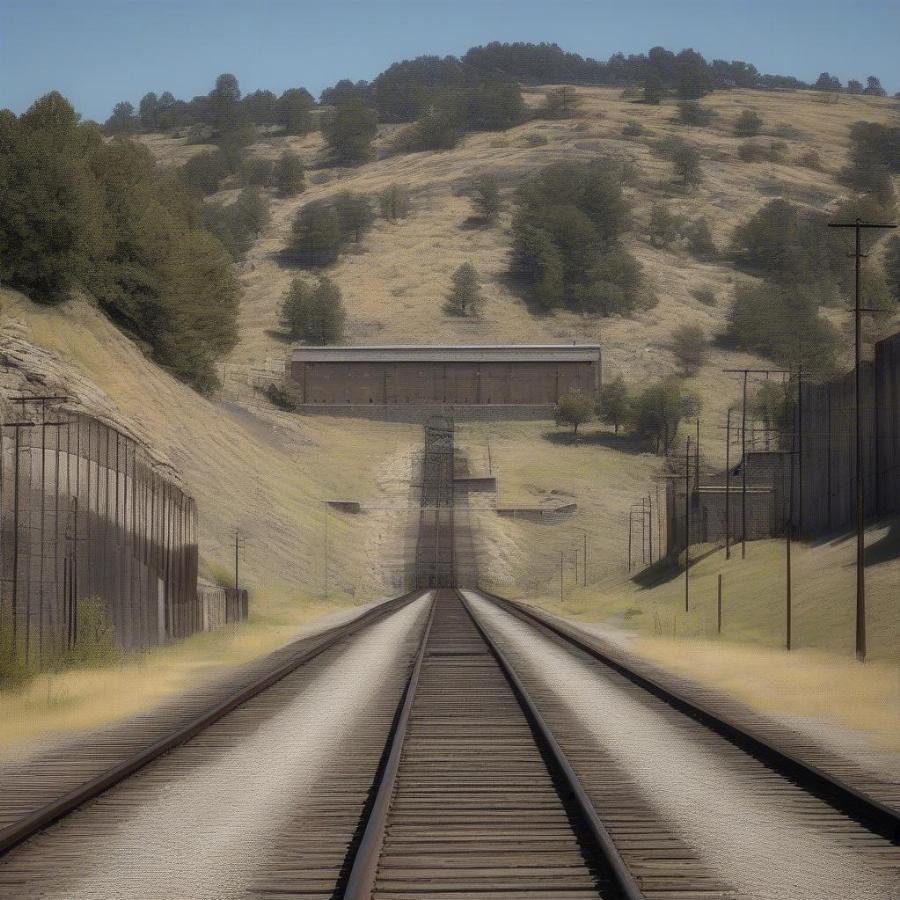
[445,262,484,317]
[379,184,411,220]
[322,98,377,165]
[471,174,500,223]
[280,275,346,343]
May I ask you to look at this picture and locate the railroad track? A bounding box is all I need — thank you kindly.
[343,588,641,899]
[0,588,425,859]
[1,586,896,899]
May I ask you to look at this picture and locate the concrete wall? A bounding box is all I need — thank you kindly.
[289,359,597,408]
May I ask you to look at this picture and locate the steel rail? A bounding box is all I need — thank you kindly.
[460,591,645,900]
[0,589,425,857]
[342,595,436,899]
[342,590,645,900]
[475,588,900,842]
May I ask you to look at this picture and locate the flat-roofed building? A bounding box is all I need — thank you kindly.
[287,344,601,416]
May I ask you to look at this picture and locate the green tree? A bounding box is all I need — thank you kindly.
[241,156,274,187]
[242,89,278,125]
[289,202,343,265]
[599,375,630,433]
[632,378,698,453]
[734,109,763,137]
[445,262,484,317]
[684,217,717,258]
[555,390,595,434]
[471,173,500,223]
[510,221,565,308]
[671,323,708,375]
[181,149,229,194]
[275,150,305,196]
[138,92,159,129]
[670,142,703,187]
[104,101,137,134]
[379,184,411,220]
[322,98,378,165]
[276,88,315,135]
[280,275,346,343]
[0,95,103,304]
[643,74,664,104]
[333,191,374,242]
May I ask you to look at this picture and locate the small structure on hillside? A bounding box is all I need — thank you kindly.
[287,344,601,418]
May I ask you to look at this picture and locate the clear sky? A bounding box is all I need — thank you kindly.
[2,0,898,121]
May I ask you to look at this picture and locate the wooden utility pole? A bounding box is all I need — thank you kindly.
[725,406,734,560]
[826,216,896,662]
[684,436,691,613]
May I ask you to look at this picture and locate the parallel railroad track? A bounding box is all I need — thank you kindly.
[0,589,424,859]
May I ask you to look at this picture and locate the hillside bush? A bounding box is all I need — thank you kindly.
[692,286,717,306]
[275,150,305,196]
[631,378,699,453]
[684,217,717,258]
[671,323,708,375]
[649,203,683,247]
[379,184,412,220]
[622,121,643,137]
[322,98,378,165]
[241,156,274,187]
[181,149,230,194]
[733,109,763,137]
[287,192,374,265]
[676,101,717,126]
[471,174,501,223]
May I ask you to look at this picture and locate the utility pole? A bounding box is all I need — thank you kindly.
[724,369,788,560]
[827,216,896,662]
[559,550,564,603]
[725,406,734,560]
[323,501,329,600]
[627,508,633,572]
[684,436,691,613]
[234,529,240,590]
[647,492,653,564]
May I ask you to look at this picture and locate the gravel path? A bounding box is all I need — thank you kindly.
[466,592,898,900]
[0,596,429,900]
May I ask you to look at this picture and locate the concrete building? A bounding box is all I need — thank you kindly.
[288,344,601,417]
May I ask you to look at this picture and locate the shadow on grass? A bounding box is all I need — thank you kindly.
[865,519,900,567]
[543,429,650,454]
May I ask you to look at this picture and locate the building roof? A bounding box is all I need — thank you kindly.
[291,344,601,364]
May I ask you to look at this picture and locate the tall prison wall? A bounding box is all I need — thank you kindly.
[0,412,202,670]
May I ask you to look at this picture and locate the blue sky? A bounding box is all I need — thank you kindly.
[2,0,898,121]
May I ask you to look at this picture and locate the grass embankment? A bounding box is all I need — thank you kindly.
[492,518,900,754]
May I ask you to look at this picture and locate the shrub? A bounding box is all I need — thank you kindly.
[288,202,343,266]
[241,157,275,187]
[471,173,501,223]
[692,287,717,306]
[622,121,644,137]
[445,263,484,317]
[379,184,411,220]
[554,389,595,434]
[396,105,465,152]
[671,323,708,375]
[275,150,305,196]
[265,382,296,410]
[684,217,717,258]
[676,101,716,126]
[660,139,703,187]
[733,109,763,137]
[181,149,229,194]
[797,149,823,170]
[333,191,374,242]
[204,187,270,260]
[599,375,630,433]
[539,86,581,119]
[62,596,121,668]
[523,132,548,146]
[649,204,683,247]
[280,275,346,343]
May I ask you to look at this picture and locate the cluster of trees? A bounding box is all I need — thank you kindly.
[203,188,270,261]
[842,121,900,203]
[726,195,896,377]
[105,77,315,136]
[461,42,806,94]
[287,192,375,266]
[509,159,652,315]
[280,275,345,344]
[0,93,239,392]
[554,375,700,454]
[813,73,889,96]
[648,205,717,258]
